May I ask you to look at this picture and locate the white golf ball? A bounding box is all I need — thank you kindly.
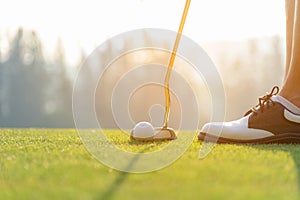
[132,121,155,138]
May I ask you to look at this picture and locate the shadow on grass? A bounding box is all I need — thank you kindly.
[98,145,151,200]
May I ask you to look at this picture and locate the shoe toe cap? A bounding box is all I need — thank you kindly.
[200,116,274,140]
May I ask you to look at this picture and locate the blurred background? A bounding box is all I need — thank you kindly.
[0,0,285,128]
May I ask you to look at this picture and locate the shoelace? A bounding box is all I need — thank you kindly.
[244,86,279,116]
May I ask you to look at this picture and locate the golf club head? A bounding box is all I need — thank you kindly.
[131,127,177,142]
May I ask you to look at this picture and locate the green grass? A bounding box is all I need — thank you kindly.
[1,129,300,200]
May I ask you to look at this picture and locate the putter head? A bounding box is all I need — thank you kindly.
[131,127,177,142]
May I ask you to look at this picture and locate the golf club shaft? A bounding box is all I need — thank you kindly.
[163,0,191,128]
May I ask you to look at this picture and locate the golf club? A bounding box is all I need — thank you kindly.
[131,0,191,141]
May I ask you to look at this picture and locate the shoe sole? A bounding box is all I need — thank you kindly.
[198,132,300,144]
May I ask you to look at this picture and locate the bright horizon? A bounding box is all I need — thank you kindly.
[0,0,285,65]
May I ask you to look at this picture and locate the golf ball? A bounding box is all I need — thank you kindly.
[132,121,155,138]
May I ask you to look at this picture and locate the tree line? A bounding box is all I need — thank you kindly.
[0,28,284,128]
[0,29,74,127]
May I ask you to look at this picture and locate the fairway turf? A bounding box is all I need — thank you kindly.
[1,129,300,200]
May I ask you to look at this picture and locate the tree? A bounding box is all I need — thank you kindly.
[45,39,73,127]
[3,29,48,127]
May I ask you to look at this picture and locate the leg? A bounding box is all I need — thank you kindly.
[280,0,300,107]
[199,0,300,144]
[284,0,295,79]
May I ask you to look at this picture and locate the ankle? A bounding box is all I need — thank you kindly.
[279,91,300,108]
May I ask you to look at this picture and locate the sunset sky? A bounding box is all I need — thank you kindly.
[0,0,285,64]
